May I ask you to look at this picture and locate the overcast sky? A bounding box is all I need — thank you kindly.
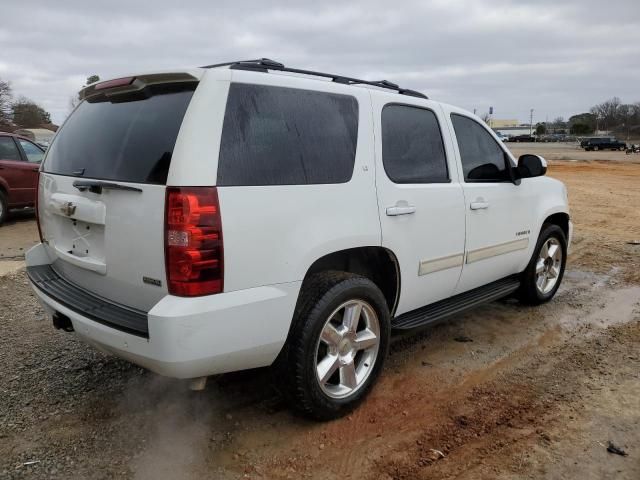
[1,0,639,125]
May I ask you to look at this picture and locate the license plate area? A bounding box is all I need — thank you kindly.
[53,217,106,263]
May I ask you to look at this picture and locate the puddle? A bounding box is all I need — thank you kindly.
[558,285,640,330]
[564,267,621,287]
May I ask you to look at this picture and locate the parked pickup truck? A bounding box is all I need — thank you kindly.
[26,59,572,419]
[0,132,45,224]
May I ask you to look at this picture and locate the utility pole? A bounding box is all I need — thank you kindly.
[529,109,534,136]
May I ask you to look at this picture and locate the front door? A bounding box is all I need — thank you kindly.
[446,110,536,294]
[373,97,466,316]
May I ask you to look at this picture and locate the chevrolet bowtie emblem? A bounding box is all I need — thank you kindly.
[60,202,77,217]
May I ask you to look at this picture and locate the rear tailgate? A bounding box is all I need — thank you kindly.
[38,74,199,311]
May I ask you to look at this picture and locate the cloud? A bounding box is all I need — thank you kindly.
[1,0,639,124]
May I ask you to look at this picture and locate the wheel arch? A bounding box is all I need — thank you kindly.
[0,177,9,197]
[301,246,401,317]
[542,211,570,239]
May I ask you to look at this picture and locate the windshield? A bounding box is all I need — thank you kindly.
[44,85,195,184]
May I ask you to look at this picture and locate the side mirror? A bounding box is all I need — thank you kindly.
[516,154,547,178]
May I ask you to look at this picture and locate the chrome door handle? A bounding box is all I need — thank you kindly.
[386,204,416,216]
[470,201,489,210]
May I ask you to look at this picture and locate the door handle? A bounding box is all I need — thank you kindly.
[386,203,416,216]
[470,200,489,210]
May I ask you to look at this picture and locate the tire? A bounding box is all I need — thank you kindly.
[519,224,567,305]
[0,190,8,226]
[593,146,599,151]
[276,271,390,420]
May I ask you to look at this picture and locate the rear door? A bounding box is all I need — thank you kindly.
[38,79,197,311]
[373,97,466,316]
[16,138,43,202]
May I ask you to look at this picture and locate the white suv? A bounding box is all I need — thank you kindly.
[27,59,571,419]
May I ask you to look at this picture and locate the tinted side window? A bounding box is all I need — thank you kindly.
[0,137,21,161]
[381,105,449,183]
[451,114,510,182]
[217,84,358,186]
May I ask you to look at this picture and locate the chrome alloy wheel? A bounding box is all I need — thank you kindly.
[314,299,380,399]
[535,237,562,295]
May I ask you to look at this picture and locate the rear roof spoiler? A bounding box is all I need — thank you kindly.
[80,72,199,101]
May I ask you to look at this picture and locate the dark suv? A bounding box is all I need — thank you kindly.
[581,137,626,151]
[0,132,45,224]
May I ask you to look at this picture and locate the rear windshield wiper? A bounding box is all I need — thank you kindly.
[73,180,143,194]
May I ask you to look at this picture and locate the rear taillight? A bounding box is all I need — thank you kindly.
[165,187,224,296]
[35,172,43,243]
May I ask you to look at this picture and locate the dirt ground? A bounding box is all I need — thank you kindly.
[1,146,639,479]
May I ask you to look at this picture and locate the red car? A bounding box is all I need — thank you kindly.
[0,132,45,224]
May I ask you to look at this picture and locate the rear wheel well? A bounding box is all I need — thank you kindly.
[542,212,569,239]
[302,247,400,315]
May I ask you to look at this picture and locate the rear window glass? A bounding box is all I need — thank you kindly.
[44,86,195,184]
[217,83,358,186]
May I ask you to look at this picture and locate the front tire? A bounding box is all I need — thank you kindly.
[277,272,390,420]
[0,191,8,225]
[519,224,567,305]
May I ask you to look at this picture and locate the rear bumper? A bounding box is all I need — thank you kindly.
[26,244,301,378]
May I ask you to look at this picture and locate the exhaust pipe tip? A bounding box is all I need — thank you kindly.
[188,377,208,391]
[52,312,74,332]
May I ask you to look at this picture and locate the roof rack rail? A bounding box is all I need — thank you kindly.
[201,58,428,99]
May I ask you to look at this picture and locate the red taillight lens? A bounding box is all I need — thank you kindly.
[165,187,223,296]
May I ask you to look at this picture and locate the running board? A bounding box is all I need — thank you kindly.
[391,276,520,330]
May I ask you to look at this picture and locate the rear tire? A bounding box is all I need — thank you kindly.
[0,190,8,226]
[519,224,567,305]
[276,272,390,420]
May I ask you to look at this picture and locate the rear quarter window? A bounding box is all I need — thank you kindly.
[217,84,359,186]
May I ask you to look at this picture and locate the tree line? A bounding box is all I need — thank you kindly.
[0,75,100,132]
[566,98,640,137]
[0,78,53,130]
